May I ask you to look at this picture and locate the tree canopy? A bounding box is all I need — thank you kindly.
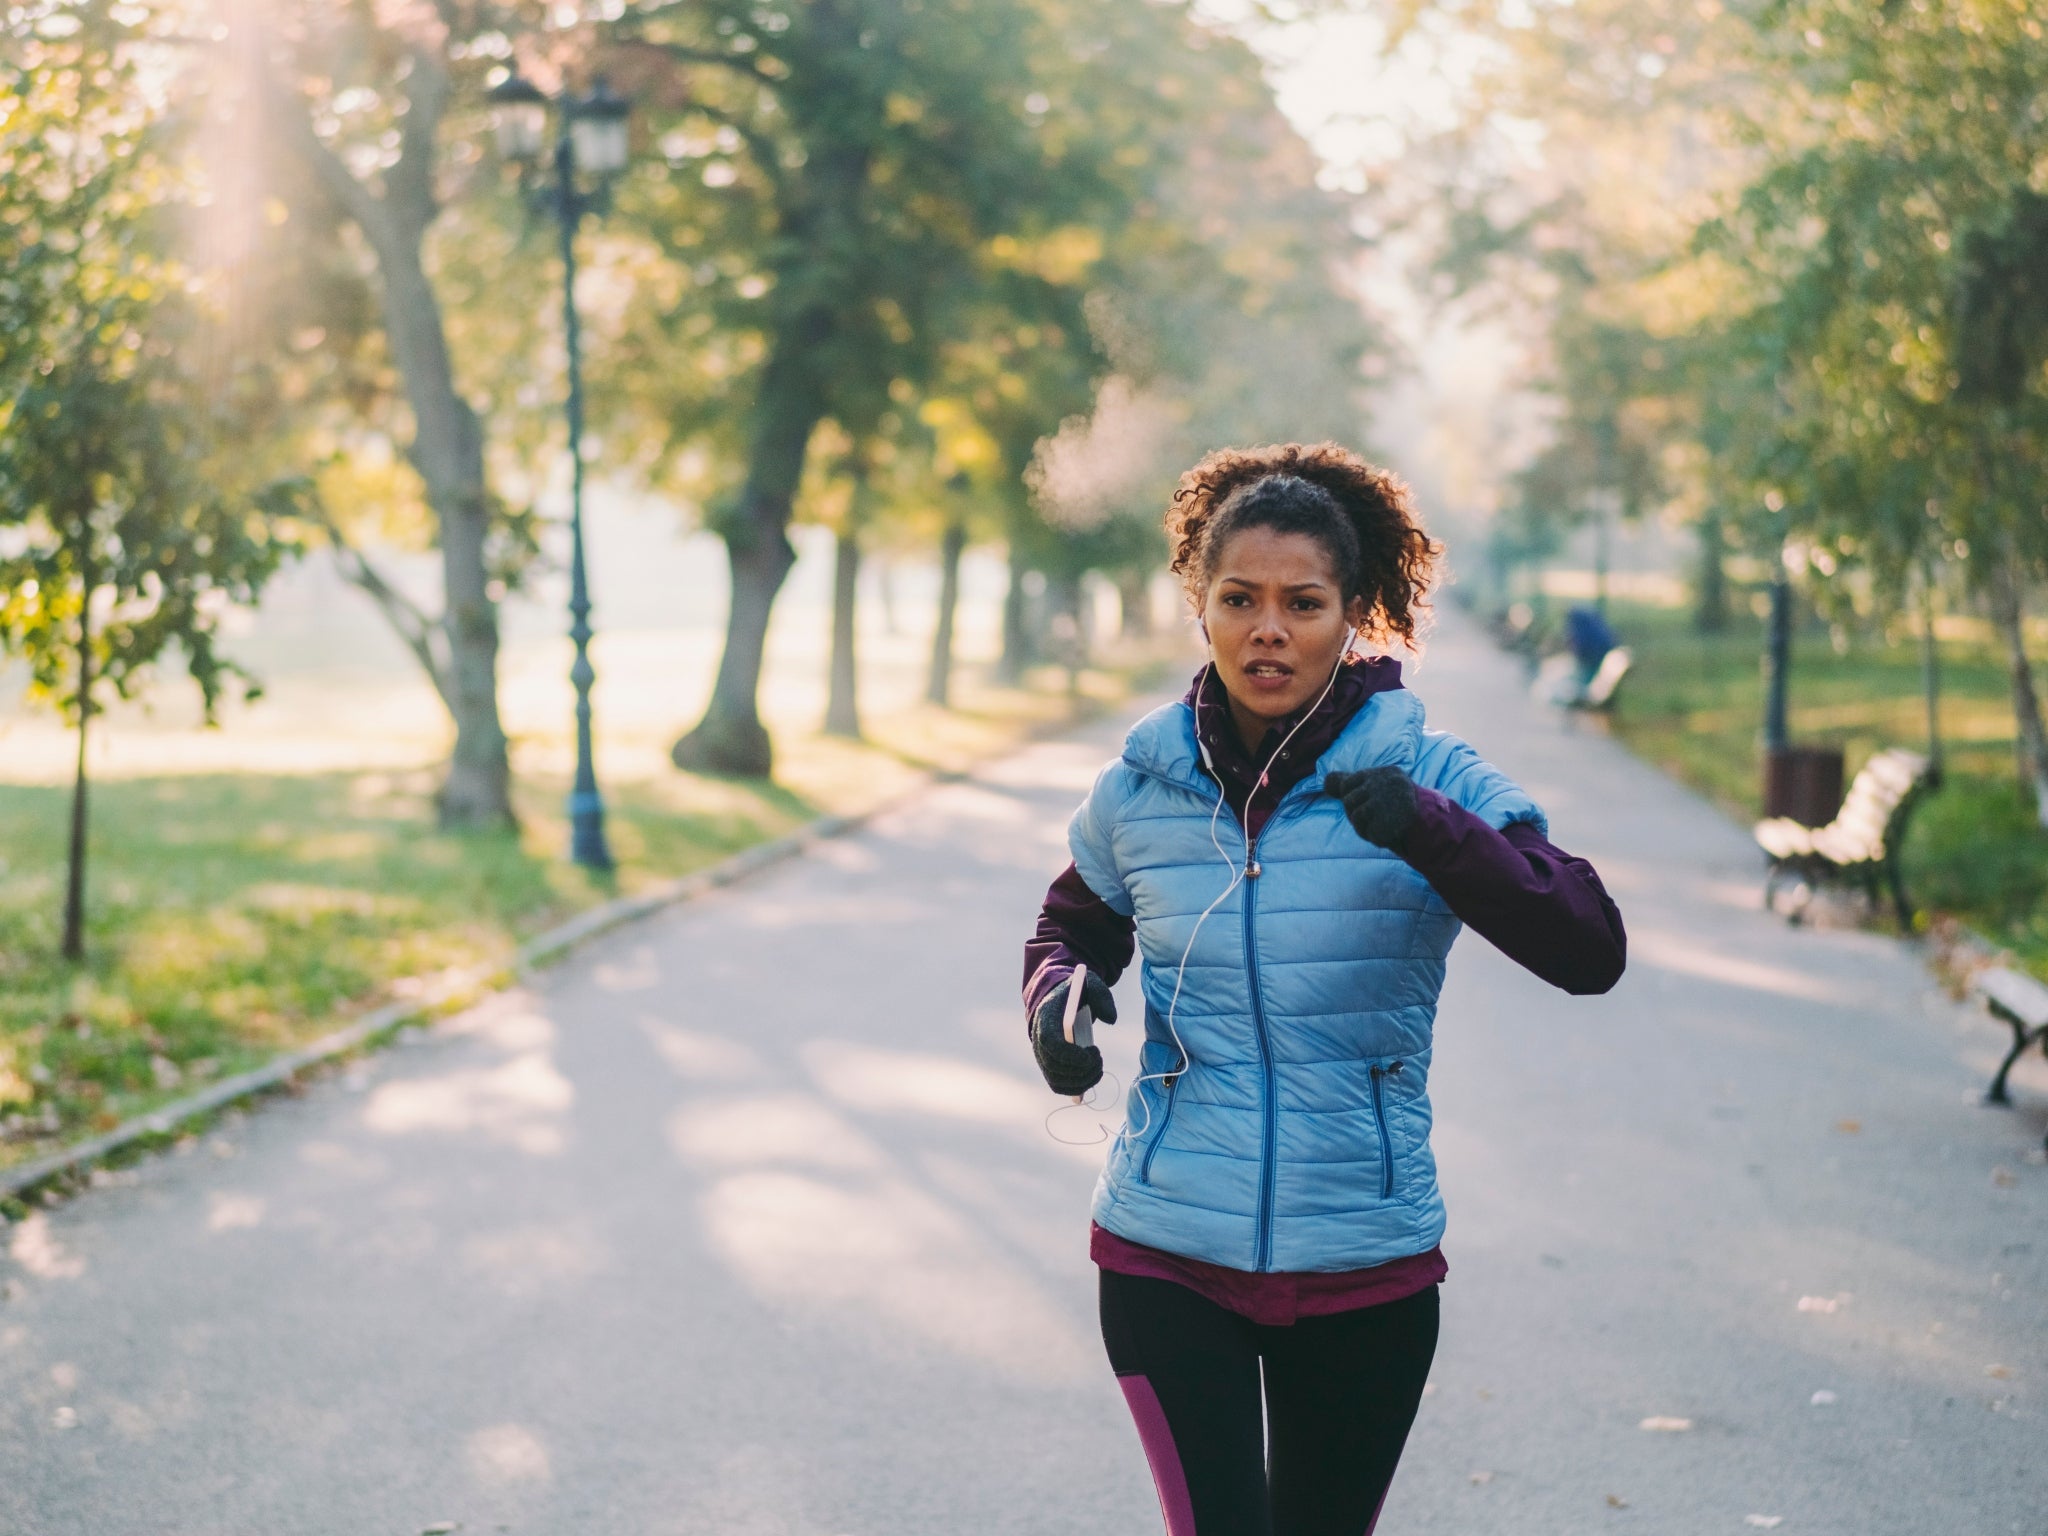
[1402,0,2048,818]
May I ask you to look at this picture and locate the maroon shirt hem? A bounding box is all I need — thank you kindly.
[1091,1223,1447,1326]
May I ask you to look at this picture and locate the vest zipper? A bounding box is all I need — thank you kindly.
[1139,1071,1181,1184]
[1242,834,1279,1272]
[1370,1060,1404,1199]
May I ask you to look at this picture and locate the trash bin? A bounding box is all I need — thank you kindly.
[1764,745,1845,827]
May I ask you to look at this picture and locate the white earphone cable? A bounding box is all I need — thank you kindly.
[1121,631,1357,1150]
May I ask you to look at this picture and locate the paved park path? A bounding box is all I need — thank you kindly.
[3,612,2043,1535]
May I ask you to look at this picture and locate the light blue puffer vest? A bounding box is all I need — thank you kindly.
[1069,688,1545,1274]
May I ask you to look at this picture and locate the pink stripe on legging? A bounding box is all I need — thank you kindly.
[1117,1373,1198,1536]
[1365,1484,1389,1534]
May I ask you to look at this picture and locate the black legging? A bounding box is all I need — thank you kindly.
[1099,1270,1439,1536]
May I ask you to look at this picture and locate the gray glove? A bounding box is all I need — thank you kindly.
[1324,766,1420,853]
[1030,970,1118,1096]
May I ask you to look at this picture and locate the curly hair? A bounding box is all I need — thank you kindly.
[1165,442,1443,651]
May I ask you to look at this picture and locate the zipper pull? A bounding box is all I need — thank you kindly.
[1387,1059,1404,1076]
[1245,839,1261,879]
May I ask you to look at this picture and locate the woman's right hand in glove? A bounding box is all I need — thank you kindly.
[1030,969,1118,1096]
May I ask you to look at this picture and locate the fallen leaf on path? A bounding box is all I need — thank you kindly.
[51,1406,76,1430]
[420,1525,459,1535]
[1639,1415,1693,1432]
[1469,1471,1493,1485]
[1834,1119,1860,1134]
[1984,1364,2012,1379]
[1810,1390,1837,1406]
[1991,1166,2017,1188]
[1796,1296,1839,1314]
[1607,1494,1630,1509]
[1744,1518,1783,1529]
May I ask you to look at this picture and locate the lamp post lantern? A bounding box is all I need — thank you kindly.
[489,69,631,871]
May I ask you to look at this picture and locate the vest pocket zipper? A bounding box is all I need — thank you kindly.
[1370,1060,1404,1199]
[1139,1072,1182,1184]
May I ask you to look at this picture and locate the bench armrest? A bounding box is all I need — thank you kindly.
[1973,966,2048,1030]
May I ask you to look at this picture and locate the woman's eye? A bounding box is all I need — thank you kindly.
[1222,593,1249,606]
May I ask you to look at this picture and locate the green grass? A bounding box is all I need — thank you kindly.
[1597,597,2048,978]
[0,767,816,1161]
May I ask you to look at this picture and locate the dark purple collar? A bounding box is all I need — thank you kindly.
[1185,655,1406,826]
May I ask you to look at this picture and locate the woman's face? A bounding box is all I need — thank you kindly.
[1200,525,1368,740]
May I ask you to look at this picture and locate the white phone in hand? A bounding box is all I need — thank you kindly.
[1062,962,1100,1103]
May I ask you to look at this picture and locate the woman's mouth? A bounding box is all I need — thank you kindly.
[1241,660,1295,690]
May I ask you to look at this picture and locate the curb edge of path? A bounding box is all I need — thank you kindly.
[1,780,922,1205]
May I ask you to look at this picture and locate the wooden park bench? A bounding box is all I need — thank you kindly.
[1755,747,1932,926]
[1976,966,2048,1149]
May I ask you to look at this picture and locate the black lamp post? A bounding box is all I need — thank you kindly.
[1761,489,1792,754]
[490,70,631,871]
[1585,485,1620,619]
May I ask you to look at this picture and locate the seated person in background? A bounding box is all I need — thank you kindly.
[1563,604,1618,691]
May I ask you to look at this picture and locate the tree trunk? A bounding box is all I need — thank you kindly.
[671,333,824,777]
[677,528,799,776]
[1117,567,1153,638]
[876,556,900,637]
[1048,568,1087,698]
[927,516,967,707]
[1986,555,2048,826]
[373,233,513,828]
[1693,508,1729,634]
[824,522,862,738]
[673,47,867,776]
[282,41,518,832]
[998,543,1033,686]
[61,575,92,964]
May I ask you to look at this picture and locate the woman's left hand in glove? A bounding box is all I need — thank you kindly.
[1323,766,1420,854]
[1030,969,1117,1097]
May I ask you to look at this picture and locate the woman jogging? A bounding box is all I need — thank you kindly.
[1022,442,1627,1536]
